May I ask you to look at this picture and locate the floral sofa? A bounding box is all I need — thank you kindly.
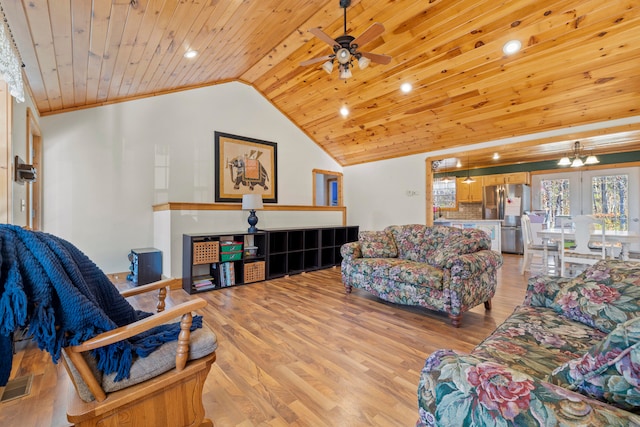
[340,224,503,327]
[418,259,640,426]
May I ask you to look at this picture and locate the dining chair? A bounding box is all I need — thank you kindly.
[560,215,606,277]
[520,214,559,275]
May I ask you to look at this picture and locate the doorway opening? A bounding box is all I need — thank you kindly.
[313,169,343,206]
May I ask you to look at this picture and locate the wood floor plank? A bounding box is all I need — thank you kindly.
[0,254,529,426]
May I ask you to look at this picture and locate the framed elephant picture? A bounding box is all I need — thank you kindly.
[214,131,278,203]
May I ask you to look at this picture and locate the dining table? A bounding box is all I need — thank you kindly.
[537,228,640,273]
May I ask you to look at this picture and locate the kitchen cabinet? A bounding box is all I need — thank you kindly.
[504,172,530,185]
[482,172,530,186]
[456,177,483,202]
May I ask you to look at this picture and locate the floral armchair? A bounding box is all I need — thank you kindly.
[417,259,640,426]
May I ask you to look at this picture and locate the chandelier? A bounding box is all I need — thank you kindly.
[558,141,599,167]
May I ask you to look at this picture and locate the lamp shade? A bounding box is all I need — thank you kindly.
[242,194,263,210]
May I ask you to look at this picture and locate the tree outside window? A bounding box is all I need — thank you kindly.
[540,178,570,226]
[592,175,628,231]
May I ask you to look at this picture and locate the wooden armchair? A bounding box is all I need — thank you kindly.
[60,278,217,427]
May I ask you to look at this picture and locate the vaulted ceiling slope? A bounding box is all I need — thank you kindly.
[3,0,640,167]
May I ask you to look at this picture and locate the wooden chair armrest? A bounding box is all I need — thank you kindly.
[119,278,178,313]
[119,277,176,298]
[68,298,207,353]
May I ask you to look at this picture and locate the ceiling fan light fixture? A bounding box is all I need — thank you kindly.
[322,60,334,74]
[336,48,351,65]
[339,65,352,80]
[357,55,371,69]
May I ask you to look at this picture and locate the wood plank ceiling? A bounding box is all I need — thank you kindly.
[3,0,640,168]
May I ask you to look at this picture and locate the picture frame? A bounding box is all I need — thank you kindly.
[214,131,278,203]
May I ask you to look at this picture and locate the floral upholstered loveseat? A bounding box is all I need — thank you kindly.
[418,259,640,426]
[340,224,503,327]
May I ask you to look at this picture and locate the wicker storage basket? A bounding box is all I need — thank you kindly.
[244,261,265,283]
[193,241,219,264]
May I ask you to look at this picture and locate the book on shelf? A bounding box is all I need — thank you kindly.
[193,278,213,286]
[193,284,215,291]
[219,262,236,287]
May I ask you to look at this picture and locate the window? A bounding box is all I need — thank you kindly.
[540,178,570,225]
[592,174,629,231]
[433,178,456,209]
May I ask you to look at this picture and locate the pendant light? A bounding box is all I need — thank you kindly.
[463,155,475,184]
[558,141,600,167]
[441,159,452,183]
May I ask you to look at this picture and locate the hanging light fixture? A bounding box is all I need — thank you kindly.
[440,159,452,183]
[463,155,475,184]
[557,141,599,167]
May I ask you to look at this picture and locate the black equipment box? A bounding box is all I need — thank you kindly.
[129,248,162,285]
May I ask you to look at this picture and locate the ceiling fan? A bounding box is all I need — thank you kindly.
[300,0,392,79]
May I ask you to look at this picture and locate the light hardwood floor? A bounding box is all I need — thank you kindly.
[1,254,530,426]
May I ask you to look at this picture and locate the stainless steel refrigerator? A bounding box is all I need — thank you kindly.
[482,184,531,254]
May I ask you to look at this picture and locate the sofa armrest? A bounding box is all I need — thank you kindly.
[524,275,573,308]
[442,250,502,313]
[446,250,503,277]
[418,349,639,427]
[340,242,362,261]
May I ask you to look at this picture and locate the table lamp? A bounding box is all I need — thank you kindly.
[242,194,263,233]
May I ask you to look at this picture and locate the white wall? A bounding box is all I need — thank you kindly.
[41,82,341,273]
[344,154,426,231]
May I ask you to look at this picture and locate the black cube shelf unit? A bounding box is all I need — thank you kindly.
[182,226,358,294]
[266,226,359,279]
[182,231,267,294]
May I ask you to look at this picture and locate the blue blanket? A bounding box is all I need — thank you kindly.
[0,225,201,385]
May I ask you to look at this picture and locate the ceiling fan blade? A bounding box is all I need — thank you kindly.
[309,27,338,48]
[361,51,392,65]
[300,55,333,67]
[351,22,385,48]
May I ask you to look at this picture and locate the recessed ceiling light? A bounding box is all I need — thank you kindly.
[184,50,198,59]
[340,106,349,117]
[502,40,521,55]
[400,82,412,93]
[493,152,500,160]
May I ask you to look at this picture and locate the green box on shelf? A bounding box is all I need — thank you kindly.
[220,251,243,261]
[220,241,243,253]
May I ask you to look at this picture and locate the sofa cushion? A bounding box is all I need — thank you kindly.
[549,260,640,333]
[430,229,491,268]
[349,258,443,289]
[471,305,607,380]
[385,224,426,261]
[358,230,398,258]
[388,261,443,289]
[548,317,640,411]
